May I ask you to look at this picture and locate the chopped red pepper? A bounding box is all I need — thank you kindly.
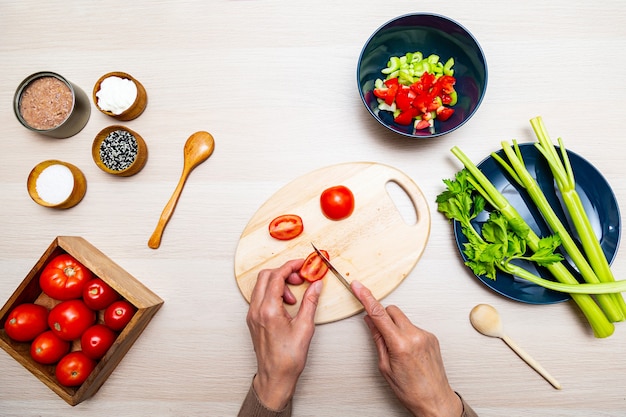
[437,75,456,94]
[436,106,455,121]
[394,107,419,125]
[373,78,400,106]
[375,72,457,128]
[394,86,415,112]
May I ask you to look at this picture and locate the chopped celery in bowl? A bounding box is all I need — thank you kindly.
[357,13,488,139]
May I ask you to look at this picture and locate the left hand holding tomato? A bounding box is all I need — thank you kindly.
[246,259,323,411]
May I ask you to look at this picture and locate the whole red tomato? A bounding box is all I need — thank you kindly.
[299,250,330,282]
[30,330,71,364]
[4,303,49,342]
[48,300,96,341]
[82,278,120,311]
[40,254,93,300]
[55,351,96,387]
[104,300,136,331]
[320,185,355,221]
[81,324,117,360]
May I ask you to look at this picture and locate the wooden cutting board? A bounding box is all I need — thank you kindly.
[234,162,431,324]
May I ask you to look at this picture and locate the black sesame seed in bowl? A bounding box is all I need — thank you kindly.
[92,125,148,176]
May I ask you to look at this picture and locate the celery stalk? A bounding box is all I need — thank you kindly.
[531,116,626,316]
[451,146,614,338]
[504,263,626,294]
[493,141,624,322]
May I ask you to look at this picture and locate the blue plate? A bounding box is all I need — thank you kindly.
[453,143,621,304]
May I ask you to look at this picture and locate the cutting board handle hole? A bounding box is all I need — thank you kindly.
[385,180,417,226]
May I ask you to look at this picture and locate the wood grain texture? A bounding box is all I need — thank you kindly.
[234,162,430,323]
[2,1,626,415]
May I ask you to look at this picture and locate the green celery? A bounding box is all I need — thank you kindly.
[531,116,626,316]
[443,57,455,76]
[505,262,626,294]
[449,147,614,338]
[493,141,624,322]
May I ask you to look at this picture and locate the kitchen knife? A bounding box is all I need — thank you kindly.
[310,243,362,305]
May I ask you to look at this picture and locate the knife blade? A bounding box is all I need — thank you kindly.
[310,243,361,304]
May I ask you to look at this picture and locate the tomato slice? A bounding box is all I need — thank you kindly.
[394,107,419,125]
[415,119,431,130]
[269,214,304,240]
[299,250,329,282]
[436,106,455,121]
[373,78,400,106]
[437,75,456,94]
[394,86,414,111]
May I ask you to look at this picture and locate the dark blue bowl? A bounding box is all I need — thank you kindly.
[357,13,488,138]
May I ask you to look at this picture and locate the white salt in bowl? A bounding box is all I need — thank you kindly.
[27,160,87,209]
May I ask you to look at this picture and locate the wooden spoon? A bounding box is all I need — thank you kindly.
[148,131,215,249]
[469,303,562,390]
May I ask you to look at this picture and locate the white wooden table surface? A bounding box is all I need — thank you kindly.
[1,1,625,416]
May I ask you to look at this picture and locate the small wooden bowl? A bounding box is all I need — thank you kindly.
[92,72,147,121]
[92,125,148,176]
[27,160,87,209]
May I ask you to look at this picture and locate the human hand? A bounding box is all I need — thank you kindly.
[351,280,463,417]
[246,259,323,410]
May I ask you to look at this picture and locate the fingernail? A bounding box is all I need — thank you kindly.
[312,280,323,294]
[351,280,363,291]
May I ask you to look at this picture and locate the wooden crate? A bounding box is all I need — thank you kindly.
[0,236,163,406]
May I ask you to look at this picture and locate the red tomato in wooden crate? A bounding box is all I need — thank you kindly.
[48,300,96,341]
[81,324,117,360]
[104,300,136,331]
[40,254,93,300]
[55,351,96,387]
[82,278,120,311]
[30,330,71,365]
[4,303,49,342]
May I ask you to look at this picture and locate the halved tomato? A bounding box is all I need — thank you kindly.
[269,214,304,240]
[299,250,329,282]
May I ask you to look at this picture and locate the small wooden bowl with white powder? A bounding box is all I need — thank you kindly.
[92,125,148,176]
[93,72,148,121]
[27,160,87,209]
